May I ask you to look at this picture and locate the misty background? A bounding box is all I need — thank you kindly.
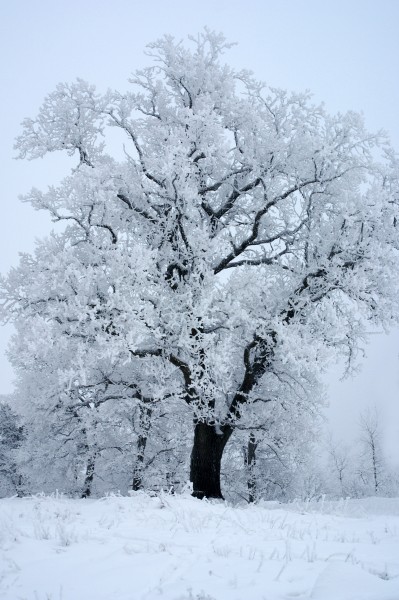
[1,0,398,464]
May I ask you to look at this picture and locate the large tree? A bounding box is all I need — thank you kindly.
[2,31,399,498]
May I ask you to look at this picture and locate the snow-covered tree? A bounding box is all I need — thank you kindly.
[357,406,385,495]
[223,359,323,502]
[1,31,399,498]
[325,433,353,498]
[0,397,24,496]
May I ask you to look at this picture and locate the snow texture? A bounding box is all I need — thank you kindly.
[1,493,399,599]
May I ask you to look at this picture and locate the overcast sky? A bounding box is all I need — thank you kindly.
[1,0,399,461]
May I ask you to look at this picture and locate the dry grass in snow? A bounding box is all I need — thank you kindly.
[1,493,399,599]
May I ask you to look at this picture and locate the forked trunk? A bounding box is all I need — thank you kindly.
[190,422,231,499]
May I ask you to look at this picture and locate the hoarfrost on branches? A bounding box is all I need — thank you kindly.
[1,30,399,498]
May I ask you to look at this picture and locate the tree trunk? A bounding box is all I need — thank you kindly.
[81,453,97,498]
[371,440,379,494]
[14,473,24,498]
[245,432,258,503]
[131,402,152,492]
[132,432,149,491]
[190,421,231,499]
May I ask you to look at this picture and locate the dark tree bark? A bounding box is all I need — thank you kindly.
[190,421,232,499]
[81,452,97,498]
[245,432,258,503]
[132,435,147,492]
[132,403,152,491]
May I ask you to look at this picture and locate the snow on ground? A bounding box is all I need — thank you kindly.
[1,493,399,600]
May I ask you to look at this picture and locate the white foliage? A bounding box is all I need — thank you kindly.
[1,30,399,497]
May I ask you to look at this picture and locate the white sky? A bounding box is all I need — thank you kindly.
[1,0,399,462]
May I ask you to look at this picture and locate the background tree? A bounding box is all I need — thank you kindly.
[0,397,24,496]
[357,406,385,495]
[325,433,352,498]
[1,31,399,499]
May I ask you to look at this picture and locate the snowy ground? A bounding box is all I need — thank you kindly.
[1,493,399,600]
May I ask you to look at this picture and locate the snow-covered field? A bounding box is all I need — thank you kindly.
[1,493,399,600]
